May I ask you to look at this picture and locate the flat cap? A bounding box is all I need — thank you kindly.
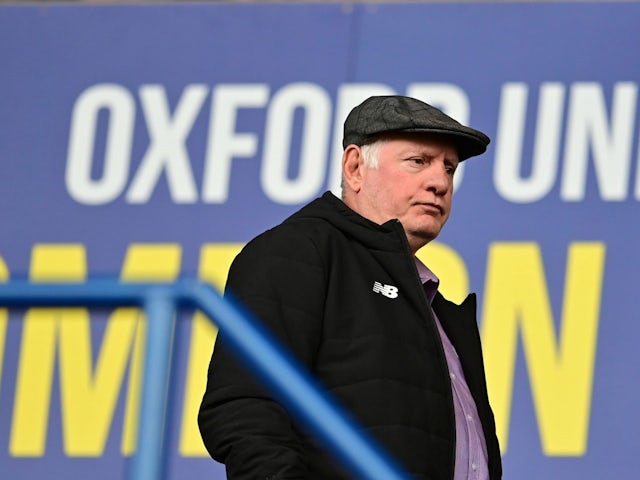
[342,95,490,161]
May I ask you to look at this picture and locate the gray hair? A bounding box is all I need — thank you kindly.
[360,140,385,168]
[340,138,386,197]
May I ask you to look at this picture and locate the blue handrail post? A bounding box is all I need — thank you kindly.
[127,287,177,480]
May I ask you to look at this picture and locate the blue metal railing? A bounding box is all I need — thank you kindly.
[0,280,410,480]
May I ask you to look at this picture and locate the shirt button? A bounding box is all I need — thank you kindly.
[466,414,473,422]
[450,372,456,380]
[471,463,478,471]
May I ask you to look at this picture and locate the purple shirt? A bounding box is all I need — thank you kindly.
[415,258,489,480]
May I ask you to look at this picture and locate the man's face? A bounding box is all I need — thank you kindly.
[356,134,459,252]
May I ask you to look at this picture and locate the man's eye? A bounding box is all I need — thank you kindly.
[445,163,457,175]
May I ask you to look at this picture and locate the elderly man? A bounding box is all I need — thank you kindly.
[199,96,502,480]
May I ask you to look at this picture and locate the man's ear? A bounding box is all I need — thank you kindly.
[342,145,364,193]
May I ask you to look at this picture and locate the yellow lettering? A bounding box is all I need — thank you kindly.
[481,242,605,455]
[10,244,181,457]
[0,256,9,397]
[417,241,469,304]
[0,256,8,278]
[59,305,137,455]
[11,244,87,456]
[179,243,243,456]
[59,244,180,456]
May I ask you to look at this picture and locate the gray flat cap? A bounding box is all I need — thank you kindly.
[342,95,490,161]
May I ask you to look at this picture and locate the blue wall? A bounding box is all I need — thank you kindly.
[1,3,639,478]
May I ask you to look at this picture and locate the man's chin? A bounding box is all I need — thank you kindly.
[414,222,443,242]
[407,228,442,251]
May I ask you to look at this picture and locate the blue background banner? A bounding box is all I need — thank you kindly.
[1,2,639,478]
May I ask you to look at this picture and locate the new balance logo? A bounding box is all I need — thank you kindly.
[372,281,399,299]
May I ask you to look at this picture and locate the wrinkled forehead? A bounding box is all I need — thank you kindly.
[371,132,460,163]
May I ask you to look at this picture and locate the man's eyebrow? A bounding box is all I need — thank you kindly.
[400,147,459,163]
[402,148,437,158]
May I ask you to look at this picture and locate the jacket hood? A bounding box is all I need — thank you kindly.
[284,191,408,252]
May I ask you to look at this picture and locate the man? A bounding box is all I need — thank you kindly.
[199,96,502,479]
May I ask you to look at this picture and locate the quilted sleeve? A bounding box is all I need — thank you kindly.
[198,224,326,479]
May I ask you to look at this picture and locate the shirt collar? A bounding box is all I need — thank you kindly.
[414,256,439,303]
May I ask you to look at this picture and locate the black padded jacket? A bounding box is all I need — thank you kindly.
[198,192,502,480]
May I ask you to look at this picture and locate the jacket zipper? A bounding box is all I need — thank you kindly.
[392,220,457,480]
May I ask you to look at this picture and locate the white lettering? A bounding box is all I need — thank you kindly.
[202,84,270,203]
[126,84,208,204]
[262,83,331,204]
[66,84,135,205]
[64,80,640,207]
[561,82,637,201]
[494,83,565,203]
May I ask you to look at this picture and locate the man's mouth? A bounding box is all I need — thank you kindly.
[415,202,443,215]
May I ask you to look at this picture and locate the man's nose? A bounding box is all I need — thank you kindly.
[423,162,450,194]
